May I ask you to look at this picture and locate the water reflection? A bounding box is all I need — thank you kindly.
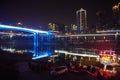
[0,35,54,59]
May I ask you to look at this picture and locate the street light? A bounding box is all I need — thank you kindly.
[17,22,23,26]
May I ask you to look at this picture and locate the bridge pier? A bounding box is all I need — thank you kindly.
[33,32,39,56]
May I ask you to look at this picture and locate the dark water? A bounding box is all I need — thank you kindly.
[0,40,33,50]
[0,38,33,50]
[0,37,55,59]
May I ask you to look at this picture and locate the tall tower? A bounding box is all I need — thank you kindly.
[76,8,87,33]
[112,2,120,29]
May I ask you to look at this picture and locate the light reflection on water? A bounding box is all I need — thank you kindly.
[0,40,54,59]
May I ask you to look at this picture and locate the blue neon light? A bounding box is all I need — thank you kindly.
[33,33,39,56]
[32,53,49,60]
[0,24,48,33]
[0,24,53,60]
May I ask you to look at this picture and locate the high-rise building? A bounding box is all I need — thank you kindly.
[48,22,65,33]
[112,2,120,29]
[71,24,77,31]
[112,2,120,15]
[96,11,108,31]
[76,8,87,33]
[48,23,56,31]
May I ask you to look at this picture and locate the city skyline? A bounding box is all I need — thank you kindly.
[0,0,119,30]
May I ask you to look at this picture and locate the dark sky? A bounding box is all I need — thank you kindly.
[0,0,119,30]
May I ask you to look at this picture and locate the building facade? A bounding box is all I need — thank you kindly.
[76,8,87,33]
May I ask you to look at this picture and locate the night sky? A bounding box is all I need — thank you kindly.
[0,0,119,30]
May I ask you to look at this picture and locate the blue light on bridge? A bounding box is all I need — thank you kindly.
[0,24,53,60]
[0,24,48,33]
[33,33,39,56]
[32,54,48,60]
[32,52,51,60]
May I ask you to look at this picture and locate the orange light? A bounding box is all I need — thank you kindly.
[101,56,112,60]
